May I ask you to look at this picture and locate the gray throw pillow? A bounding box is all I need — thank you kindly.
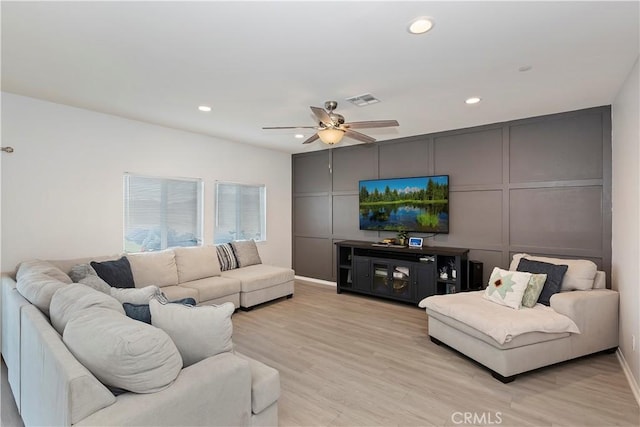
[63,308,183,394]
[50,283,125,335]
[69,263,98,283]
[91,257,135,288]
[230,240,262,268]
[78,275,112,294]
[150,299,234,367]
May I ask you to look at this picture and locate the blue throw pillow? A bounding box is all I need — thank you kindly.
[516,259,568,306]
[90,257,135,288]
[123,298,196,324]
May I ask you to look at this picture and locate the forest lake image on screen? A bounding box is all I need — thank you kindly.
[359,175,449,233]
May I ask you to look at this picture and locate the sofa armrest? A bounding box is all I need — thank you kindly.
[550,289,619,348]
[77,352,252,426]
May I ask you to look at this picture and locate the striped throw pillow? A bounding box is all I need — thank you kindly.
[216,243,238,271]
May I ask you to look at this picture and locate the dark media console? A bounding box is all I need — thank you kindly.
[335,240,469,305]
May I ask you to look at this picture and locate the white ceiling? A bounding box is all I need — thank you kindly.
[2,1,638,154]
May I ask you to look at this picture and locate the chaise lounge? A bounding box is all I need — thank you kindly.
[419,253,619,383]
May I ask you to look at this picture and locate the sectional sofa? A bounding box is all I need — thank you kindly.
[1,242,294,426]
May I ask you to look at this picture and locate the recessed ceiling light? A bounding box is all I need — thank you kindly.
[294,134,304,139]
[465,97,481,105]
[198,105,212,112]
[408,17,434,34]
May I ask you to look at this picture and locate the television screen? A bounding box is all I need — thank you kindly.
[359,175,449,233]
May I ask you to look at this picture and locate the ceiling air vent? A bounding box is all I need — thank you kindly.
[346,93,380,107]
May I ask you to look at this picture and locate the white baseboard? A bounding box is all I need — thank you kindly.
[617,348,640,407]
[294,275,336,287]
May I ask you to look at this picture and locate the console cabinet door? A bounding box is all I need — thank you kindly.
[414,262,436,301]
[353,256,371,292]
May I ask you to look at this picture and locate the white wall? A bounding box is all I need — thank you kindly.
[1,93,292,271]
[611,56,640,391]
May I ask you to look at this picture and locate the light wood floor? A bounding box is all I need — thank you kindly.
[1,282,637,426]
[233,281,640,427]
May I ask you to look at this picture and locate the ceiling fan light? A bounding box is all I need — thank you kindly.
[318,128,345,145]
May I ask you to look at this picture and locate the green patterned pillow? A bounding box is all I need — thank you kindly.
[521,273,547,308]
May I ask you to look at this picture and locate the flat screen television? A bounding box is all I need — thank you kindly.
[359,175,449,233]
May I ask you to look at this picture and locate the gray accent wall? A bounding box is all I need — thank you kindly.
[292,106,612,285]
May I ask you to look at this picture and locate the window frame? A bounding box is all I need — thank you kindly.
[214,181,267,244]
[123,173,204,252]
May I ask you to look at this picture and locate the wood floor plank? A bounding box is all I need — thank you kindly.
[232,281,640,427]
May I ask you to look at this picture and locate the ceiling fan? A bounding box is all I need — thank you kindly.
[262,101,399,145]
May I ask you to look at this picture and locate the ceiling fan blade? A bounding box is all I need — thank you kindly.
[302,133,320,144]
[262,126,317,129]
[310,106,332,125]
[344,129,376,144]
[343,120,399,129]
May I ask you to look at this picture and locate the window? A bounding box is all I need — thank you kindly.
[215,182,266,244]
[124,174,203,252]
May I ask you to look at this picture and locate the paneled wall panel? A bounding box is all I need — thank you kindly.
[294,237,333,280]
[510,187,603,251]
[509,112,603,182]
[332,194,370,240]
[293,151,330,193]
[332,145,378,192]
[379,138,429,178]
[434,129,503,185]
[294,195,330,237]
[447,190,502,246]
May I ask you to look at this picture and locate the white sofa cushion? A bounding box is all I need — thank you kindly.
[150,299,234,367]
[16,259,73,284]
[179,276,241,302]
[510,253,597,291]
[421,291,580,345]
[16,272,68,316]
[220,264,294,292]
[127,250,179,288]
[173,246,221,283]
[63,308,183,393]
[483,267,531,310]
[50,283,125,335]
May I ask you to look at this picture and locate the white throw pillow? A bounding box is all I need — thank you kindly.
[110,285,161,304]
[483,267,531,310]
[149,299,234,367]
[50,283,125,335]
[63,308,183,394]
